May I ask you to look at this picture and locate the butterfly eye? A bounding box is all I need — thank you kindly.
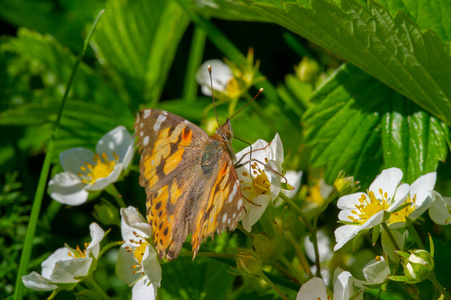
[223,131,232,140]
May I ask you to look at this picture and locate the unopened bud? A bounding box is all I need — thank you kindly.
[235,249,262,276]
[403,249,434,283]
[93,200,119,226]
[295,57,320,83]
[334,171,359,196]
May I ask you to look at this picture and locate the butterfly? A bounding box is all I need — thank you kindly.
[134,108,244,260]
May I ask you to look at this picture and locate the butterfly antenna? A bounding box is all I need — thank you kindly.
[229,88,264,120]
[208,65,220,126]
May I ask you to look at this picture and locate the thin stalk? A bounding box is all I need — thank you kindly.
[280,193,321,277]
[105,184,126,208]
[258,271,289,300]
[13,10,105,300]
[381,222,400,251]
[278,256,303,284]
[183,25,207,103]
[285,232,312,280]
[84,276,110,300]
[429,275,451,300]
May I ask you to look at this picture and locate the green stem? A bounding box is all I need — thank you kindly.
[280,193,321,277]
[278,256,303,284]
[13,10,105,300]
[381,222,400,251]
[429,275,451,300]
[98,241,124,259]
[285,232,311,281]
[47,290,59,300]
[105,184,126,208]
[84,275,110,300]
[183,25,207,103]
[258,271,289,300]
[179,251,235,259]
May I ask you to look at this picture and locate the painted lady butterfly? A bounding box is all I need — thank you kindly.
[134,109,244,260]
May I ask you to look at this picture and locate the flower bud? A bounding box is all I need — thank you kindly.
[253,234,284,264]
[334,171,359,196]
[295,57,320,83]
[93,200,119,226]
[403,249,434,283]
[235,249,262,276]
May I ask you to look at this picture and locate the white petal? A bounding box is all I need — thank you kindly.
[296,277,327,300]
[408,172,436,220]
[96,126,134,166]
[196,59,233,94]
[369,168,403,200]
[241,195,270,232]
[337,193,366,210]
[116,246,141,285]
[132,277,157,300]
[429,192,451,225]
[334,224,361,251]
[265,160,282,200]
[142,246,162,287]
[304,230,332,263]
[389,183,410,211]
[121,206,153,241]
[60,147,95,175]
[48,172,88,205]
[22,272,58,291]
[200,85,213,96]
[269,133,284,164]
[50,257,93,283]
[281,170,303,198]
[363,258,390,284]
[41,247,73,279]
[338,208,356,222]
[334,271,352,300]
[86,223,105,258]
[361,210,385,230]
[236,139,268,166]
[84,163,123,191]
[319,178,334,199]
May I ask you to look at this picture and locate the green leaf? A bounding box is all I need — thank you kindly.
[194,0,271,22]
[373,0,451,42]
[91,0,190,108]
[304,64,448,186]
[234,0,451,126]
[160,257,235,300]
[3,28,131,117]
[0,99,131,160]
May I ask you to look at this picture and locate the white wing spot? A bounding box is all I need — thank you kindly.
[227,218,231,224]
[183,120,190,125]
[143,109,151,119]
[151,160,155,165]
[143,136,149,146]
[153,114,167,131]
[237,198,243,209]
[222,213,228,223]
[162,110,168,116]
[228,183,238,203]
[232,213,236,219]
[140,131,143,137]
[140,122,144,128]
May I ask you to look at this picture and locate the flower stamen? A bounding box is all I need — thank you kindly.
[78,152,119,184]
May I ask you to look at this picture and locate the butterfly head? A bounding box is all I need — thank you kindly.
[216,119,233,142]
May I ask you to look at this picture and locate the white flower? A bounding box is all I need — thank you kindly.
[281,170,303,199]
[196,59,235,97]
[48,126,134,205]
[334,168,409,251]
[235,134,287,231]
[117,207,162,300]
[334,168,436,251]
[428,192,451,225]
[297,269,363,300]
[22,223,104,291]
[363,256,390,284]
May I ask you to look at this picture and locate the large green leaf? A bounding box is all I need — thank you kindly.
[304,64,448,185]
[215,0,451,126]
[3,28,131,117]
[91,0,190,108]
[0,99,131,161]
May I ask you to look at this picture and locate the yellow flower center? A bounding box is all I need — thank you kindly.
[125,231,153,275]
[78,152,119,184]
[226,77,241,98]
[241,163,271,198]
[306,183,325,206]
[388,195,416,224]
[68,242,90,258]
[348,189,390,224]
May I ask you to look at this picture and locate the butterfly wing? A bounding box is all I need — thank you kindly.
[135,109,209,260]
[189,145,244,258]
